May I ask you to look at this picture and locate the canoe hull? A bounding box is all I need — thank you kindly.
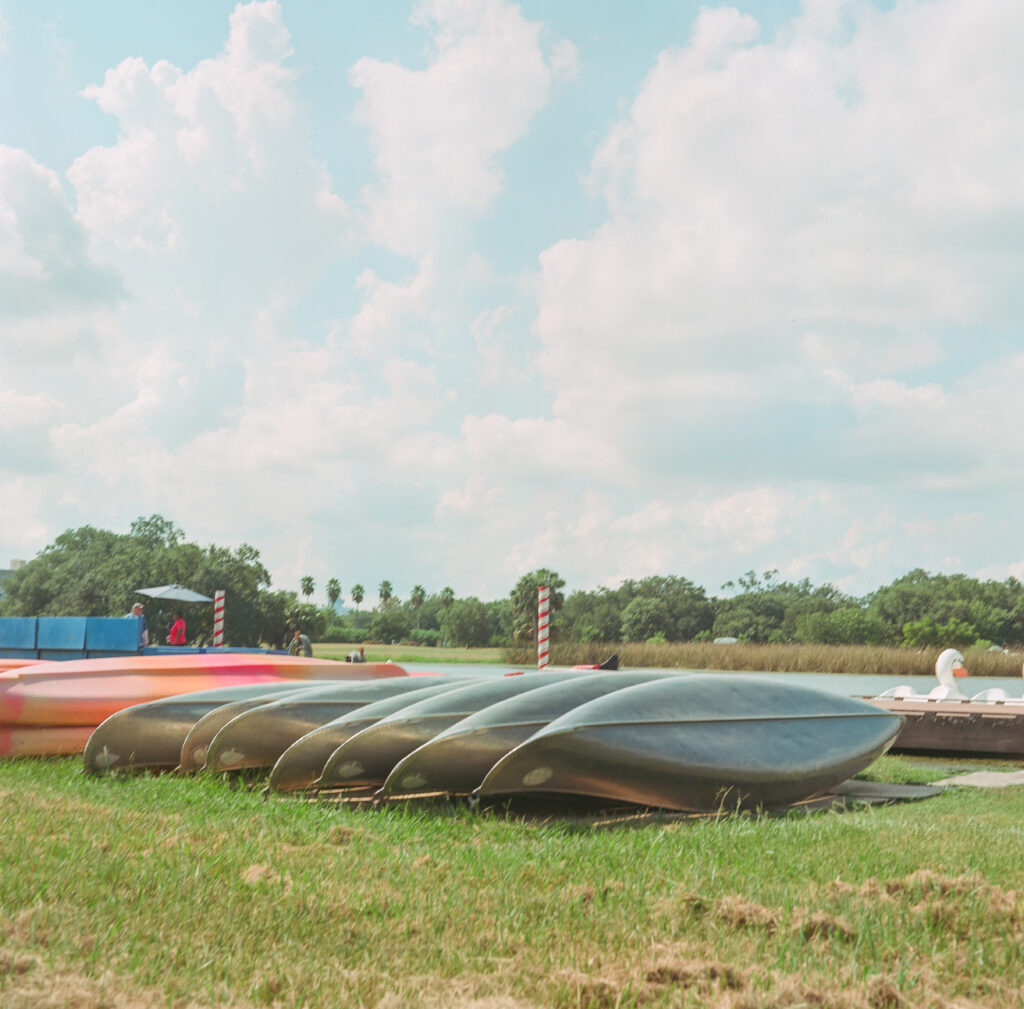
[202,678,444,773]
[267,682,477,794]
[318,674,580,791]
[83,682,323,773]
[381,671,677,798]
[477,675,903,812]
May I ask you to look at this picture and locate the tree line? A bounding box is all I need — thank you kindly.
[3,517,1022,650]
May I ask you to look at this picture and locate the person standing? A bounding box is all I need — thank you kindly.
[167,612,187,646]
[125,602,150,648]
[288,628,312,656]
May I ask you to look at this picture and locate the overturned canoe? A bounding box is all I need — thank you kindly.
[202,678,454,773]
[83,681,323,773]
[317,673,581,792]
[179,691,316,772]
[267,680,482,794]
[0,653,405,728]
[476,675,903,812]
[380,670,677,799]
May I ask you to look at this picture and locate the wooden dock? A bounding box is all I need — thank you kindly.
[865,696,1024,757]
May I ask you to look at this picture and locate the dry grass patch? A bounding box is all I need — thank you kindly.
[0,962,265,1009]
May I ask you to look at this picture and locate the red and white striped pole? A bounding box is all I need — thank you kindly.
[213,590,225,647]
[537,585,550,670]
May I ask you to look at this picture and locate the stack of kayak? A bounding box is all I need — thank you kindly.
[82,670,903,813]
[0,654,404,757]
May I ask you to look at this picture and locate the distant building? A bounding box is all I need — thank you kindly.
[0,559,25,601]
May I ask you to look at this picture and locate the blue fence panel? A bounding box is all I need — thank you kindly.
[0,617,38,658]
[37,617,88,650]
[85,617,141,654]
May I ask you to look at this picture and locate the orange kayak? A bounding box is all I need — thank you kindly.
[1,725,97,758]
[0,653,406,728]
[0,659,40,674]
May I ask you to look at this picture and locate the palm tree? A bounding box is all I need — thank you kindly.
[439,585,455,645]
[326,578,341,611]
[351,584,364,611]
[410,584,426,628]
[378,580,394,609]
[300,576,314,602]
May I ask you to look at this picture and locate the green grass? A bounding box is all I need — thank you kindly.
[314,642,507,665]
[2,756,1024,1008]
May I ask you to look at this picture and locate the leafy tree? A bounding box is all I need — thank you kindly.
[130,515,184,549]
[439,586,455,643]
[369,606,410,643]
[300,576,314,603]
[562,587,623,642]
[325,578,341,610]
[620,596,671,642]
[509,569,565,642]
[868,569,1024,646]
[0,517,273,646]
[378,580,394,608]
[484,598,514,646]
[712,571,848,643]
[903,615,978,649]
[795,607,890,646]
[351,584,365,611]
[618,576,714,641]
[409,584,426,628]
[447,597,491,647]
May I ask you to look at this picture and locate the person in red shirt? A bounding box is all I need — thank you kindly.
[167,612,187,646]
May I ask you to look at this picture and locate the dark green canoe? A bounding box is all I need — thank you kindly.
[476,675,904,812]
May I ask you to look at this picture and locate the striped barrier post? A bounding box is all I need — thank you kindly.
[213,590,225,647]
[537,585,550,670]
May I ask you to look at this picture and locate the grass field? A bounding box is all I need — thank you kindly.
[2,753,1023,1008]
[314,643,507,665]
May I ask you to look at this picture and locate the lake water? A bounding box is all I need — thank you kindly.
[400,662,1024,700]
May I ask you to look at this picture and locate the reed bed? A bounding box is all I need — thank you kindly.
[1,756,1023,1008]
[507,641,1024,678]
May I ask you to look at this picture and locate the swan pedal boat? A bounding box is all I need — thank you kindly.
[866,648,1024,757]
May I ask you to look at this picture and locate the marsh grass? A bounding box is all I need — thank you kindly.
[511,641,1024,678]
[2,756,1024,1008]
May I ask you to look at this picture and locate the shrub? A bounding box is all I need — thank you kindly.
[409,628,440,647]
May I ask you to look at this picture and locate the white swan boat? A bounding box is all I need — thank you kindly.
[867,648,1024,756]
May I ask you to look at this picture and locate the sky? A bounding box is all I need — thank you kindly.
[1,0,1022,608]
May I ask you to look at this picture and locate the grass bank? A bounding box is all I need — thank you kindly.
[314,643,506,665]
[1,756,1023,1008]
[507,641,1024,678]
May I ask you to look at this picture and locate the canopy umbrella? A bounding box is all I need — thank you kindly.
[135,584,213,603]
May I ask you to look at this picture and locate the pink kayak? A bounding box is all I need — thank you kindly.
[0,653,406,728]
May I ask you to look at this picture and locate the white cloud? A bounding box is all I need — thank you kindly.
[531,0,1024,510]
[4,0,1024,605]
[350,0,576,255]
[69,1,350,313]
[0,146,123,318]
